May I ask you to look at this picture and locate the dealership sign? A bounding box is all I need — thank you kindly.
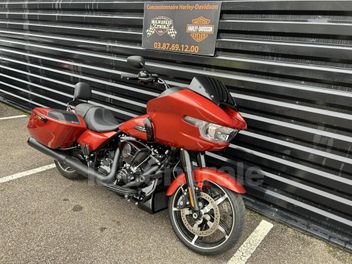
[142,2,222,56]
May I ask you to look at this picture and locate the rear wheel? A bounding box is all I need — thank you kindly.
[168,181,245,255]
[54,160,83,180]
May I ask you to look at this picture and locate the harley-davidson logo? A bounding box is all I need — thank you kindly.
[186,16,214,42]
[146,16,177,39]
[134,125,146,132]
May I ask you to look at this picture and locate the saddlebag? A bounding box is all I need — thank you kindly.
[27,108,87,149]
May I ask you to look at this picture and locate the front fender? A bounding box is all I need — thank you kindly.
[166,168,245,196]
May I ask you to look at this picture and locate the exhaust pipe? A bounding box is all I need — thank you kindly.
[27,137,119,182]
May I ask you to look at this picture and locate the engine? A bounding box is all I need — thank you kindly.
[115,139,167,185]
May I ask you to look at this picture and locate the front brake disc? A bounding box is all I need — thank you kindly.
[179,192,221,237]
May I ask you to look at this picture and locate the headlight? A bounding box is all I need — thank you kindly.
[184,116,238,143]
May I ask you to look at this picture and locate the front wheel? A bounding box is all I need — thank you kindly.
[168,181,245,255]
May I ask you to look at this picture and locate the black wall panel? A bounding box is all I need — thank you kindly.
[0,0,351,249]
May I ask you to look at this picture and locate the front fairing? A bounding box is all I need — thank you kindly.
[147,88,245,151]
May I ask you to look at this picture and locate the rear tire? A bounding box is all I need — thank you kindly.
[54,160,83,180]
[168,182,245,255]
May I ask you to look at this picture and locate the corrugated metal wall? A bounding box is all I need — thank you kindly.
[0,0,351,249]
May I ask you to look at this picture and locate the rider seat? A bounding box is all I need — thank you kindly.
[75,103,119,132]
[72,82,119,132]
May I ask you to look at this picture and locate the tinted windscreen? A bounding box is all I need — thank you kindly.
[188,76,236,107]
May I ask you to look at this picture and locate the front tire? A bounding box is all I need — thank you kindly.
[54,160,83,180]
[168,181,245,255]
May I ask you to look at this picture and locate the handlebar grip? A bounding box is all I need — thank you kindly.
[121,73,139,80]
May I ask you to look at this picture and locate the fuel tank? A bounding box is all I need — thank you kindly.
[119,114,149,142]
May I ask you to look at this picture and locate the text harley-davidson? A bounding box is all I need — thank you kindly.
[27,56,247,255]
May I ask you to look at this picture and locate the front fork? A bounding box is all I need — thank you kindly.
[180,149,205,211]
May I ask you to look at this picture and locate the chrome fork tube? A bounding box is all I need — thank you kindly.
[180,149,199,211]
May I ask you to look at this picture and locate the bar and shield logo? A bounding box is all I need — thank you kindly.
[186,16,214,43]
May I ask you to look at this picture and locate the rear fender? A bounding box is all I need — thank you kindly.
[166,168,245,196]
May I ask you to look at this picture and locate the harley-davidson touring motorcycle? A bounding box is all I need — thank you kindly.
[27,56,247,255]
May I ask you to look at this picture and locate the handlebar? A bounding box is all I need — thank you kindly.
[121,71,170,90]
[121,71,159,83]
[120,73,139,80]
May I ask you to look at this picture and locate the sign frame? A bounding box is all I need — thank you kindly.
[142,1,222,56]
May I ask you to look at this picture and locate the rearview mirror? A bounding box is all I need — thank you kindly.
[127,56,145,69]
